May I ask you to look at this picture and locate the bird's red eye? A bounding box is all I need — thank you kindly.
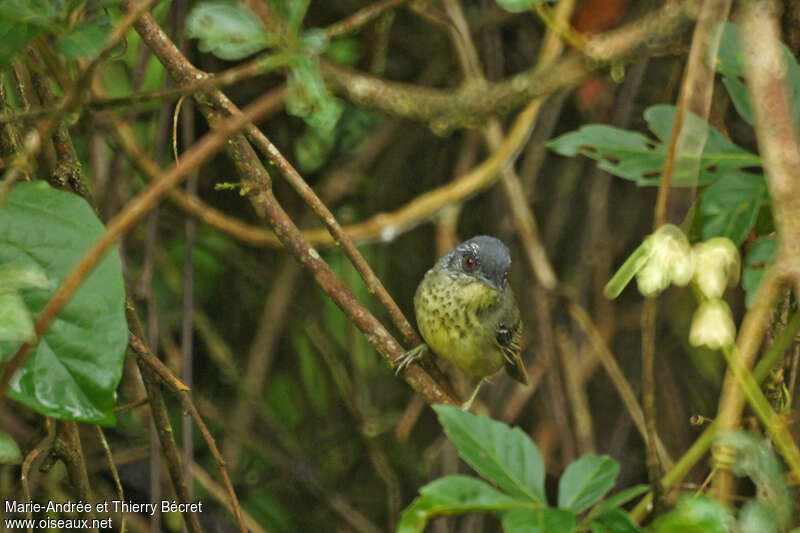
[463,254,476,270]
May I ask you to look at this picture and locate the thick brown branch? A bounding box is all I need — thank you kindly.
[321,0,693,132]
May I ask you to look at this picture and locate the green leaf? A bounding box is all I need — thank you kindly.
[433,404,546,503]
[547,105,760,187]
[742,236,777,308]
[721,77,753,125]
[502,508,576,533]
[0,20,43,70]
[494,0,554,13]
[587,508,643,533]
[272,0,310,34]
[700,172,767,245]
[586,485,648,520]
[547,125,666,185]
[286,55,343,131]
[650,496,734,533]
[56,14,112,59]
[717,23,800,127]
[0,430,21,465]
[186,1,272,61]
[398,475,532,533]
[557,455,619,513]
[0,0,61,27]
[0,182,127,424]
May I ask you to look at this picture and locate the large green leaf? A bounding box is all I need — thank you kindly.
[433,405,546,503]
[547,105,760,186]
[700,172,767,245]
[397,475,532,533]
[0,182,127,424]
[502,508,576,533]
[557,455,619,513]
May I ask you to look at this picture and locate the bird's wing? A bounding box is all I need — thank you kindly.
[496,317,528,385]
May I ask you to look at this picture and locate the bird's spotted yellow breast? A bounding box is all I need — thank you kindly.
[414,268,505,378]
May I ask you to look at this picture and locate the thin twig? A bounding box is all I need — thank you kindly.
[21,420,55,533]
[129,309,204,533]
[569,302,674,468]
[52,422,98,533]
[129,334,190,392]
[114,397,149,412]
[94,426,126,533]
[191,463,270,533]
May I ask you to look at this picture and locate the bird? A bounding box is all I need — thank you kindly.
[396,235,528,410]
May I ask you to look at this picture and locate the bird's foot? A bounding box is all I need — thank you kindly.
[394,344,428,375]
[461,378,488,411]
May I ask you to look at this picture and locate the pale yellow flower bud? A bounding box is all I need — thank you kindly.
[692,238,740,299]
[689,299,736,349]
[635,224,693,297]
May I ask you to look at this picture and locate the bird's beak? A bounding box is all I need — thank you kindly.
[479,275,503,292]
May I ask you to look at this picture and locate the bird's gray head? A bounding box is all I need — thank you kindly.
[438,235,511,291]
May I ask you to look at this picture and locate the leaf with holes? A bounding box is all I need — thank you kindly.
[547,105,760,186]
[433,405,545,503]
[0,182,127,424]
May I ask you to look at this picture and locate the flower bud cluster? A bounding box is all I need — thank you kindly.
[632,226,740,349]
